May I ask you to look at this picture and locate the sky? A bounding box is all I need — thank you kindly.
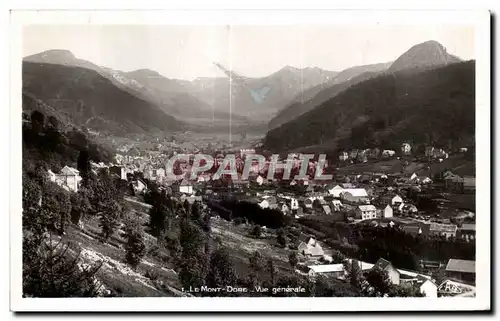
[23,25,475,81]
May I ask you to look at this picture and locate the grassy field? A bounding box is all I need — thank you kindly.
[335,154,474,177]
[210,219,295,279]
[56,195,306,297]
[58,197,185,297]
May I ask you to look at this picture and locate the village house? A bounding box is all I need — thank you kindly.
[401,143,412,156]
[382,150,396,157]
[401,225,423,236]
[328,185,344,197]
[380,204,393,218]
[399,203,418,215]
[297,234,324,258]
[338,152,349,161]
[372,258,400,285]
[391,194,404,206]
[341,188,369,204]
[457,224,475,242]
[279,202,290,214]
[50,166,82,193]
[109,165,127,180]
[322,204,332,215]
[445,259,475,283]
[258,196,278,209]
[437,279,476,297]
[428,223,457,239]
[332,199,343,211]
[307,264,345,280]
[289,197,299,210]
[132,178,147,194]
[425,147,449,159]
[356,205,377,220]
[400,277,438,298]
[172,179,194,194]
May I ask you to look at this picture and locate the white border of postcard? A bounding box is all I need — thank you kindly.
[10,9,490,312]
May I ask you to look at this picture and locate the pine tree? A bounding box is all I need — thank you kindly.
[149,200,168,237]
[247,251,265,288]
[343,260,363,289]
[23,234,102,297]
[99,200,121,242]
[77,150,91,185]
[124,222,146,269]
[267,258,278,287]
[164,232,182,267]
[206,247,238,296]
[277,228,287,248]
[288,251,298,270]
[178,219,208,291]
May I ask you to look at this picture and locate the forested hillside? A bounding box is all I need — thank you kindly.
[23,62,183,136]
[262,61,475,154]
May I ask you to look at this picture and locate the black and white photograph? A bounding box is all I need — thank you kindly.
[9,9,491,312]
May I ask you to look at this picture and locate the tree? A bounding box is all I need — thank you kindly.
[70,188,92,227]
[30,110,45,134]
[251,225,262,238]
[99,200,122,242]
[247,251,265,288]
[164,232,182,266]
[23,237,102,297]
[124,221,146,269]
[41,181,71,234]
[365,268,392,296]
[288,251,298,270]
[191,201,202,223]
[149,197,169,237]
[343,260,363,289]
[267,258,278,287]
[206,247,238,296]
[77,150,91,185]
[178,219,209,291]
[201,214,211,233]
[331,250,347,264]
[277,228,287,248]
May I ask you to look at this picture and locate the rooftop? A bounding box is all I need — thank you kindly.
[445,259,475,274]
[429,223,457,233]
[308,264,344,274]
[343,188,368,197]
[459,224,476,231]
[358,205,376,211]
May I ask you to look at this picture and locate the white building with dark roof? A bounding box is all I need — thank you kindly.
[356,205,377,220]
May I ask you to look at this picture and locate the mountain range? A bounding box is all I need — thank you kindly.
[22,40,471,144]
[268,62,392,129]
[22,50,339,134]
[262,40,474,154]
